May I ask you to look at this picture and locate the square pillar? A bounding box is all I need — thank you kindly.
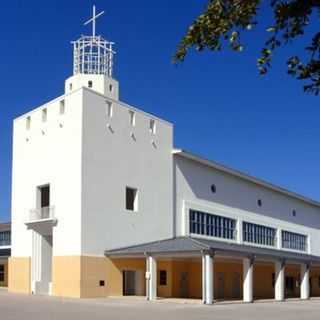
[146,255,157,301]
[300,263,310,300]
[274,260,285,301]
[202,252,214,304]
[243,257,254,303]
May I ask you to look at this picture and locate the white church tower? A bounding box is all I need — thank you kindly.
[65,5,119,100]
[9,5,173,298]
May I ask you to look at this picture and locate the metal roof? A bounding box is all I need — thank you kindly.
[173,149,320,209]
[0,248,11,257]
[0,222,11,232]
[105,237,320,264]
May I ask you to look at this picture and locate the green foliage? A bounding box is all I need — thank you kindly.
[174,0,320,95]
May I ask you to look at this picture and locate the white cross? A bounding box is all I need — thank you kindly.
[84,5,105,37]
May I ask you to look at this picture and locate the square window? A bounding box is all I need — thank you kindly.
[106,101,113,117]
[26,116,31,130]
[149,119,156,134]
[129,110,135,126]
[42,108,47,122]
[126,187,138,211]
[60,100,65,114]
[159,270,167,286]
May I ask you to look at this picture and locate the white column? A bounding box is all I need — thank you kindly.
[202,255,206,303]
[146,255,157,300]
[202,252,214,304]
[300,263,310,300]
[243,257,254,303]
[274,260,285,301]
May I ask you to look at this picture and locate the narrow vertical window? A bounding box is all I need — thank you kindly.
[106,101,113,118]
[88,80,93,88]
[42,108,47,122]
[26,116,31,130]
[129,110,135,126]
[69,83,73,91]
[126,187,138,212]
[149,119,156,134]
[159,270,167,286]
[59,100,65,115]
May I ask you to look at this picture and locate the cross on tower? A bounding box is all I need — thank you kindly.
[84,5,105,37]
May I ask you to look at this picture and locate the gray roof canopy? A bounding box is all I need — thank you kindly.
[105,237,320,264]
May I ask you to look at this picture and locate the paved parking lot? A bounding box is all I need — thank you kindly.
[1,289,320,320]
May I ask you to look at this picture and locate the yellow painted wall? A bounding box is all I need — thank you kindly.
[310,267,320,297]
[51,256,147,298]
[8,257,31,294]
[253,263,274,299]
[52,256,81,298]
[157,260,173,298]
[0,260,8,287]
[106,258,146,296]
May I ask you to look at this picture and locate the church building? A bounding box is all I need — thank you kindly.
[9,6,320,304]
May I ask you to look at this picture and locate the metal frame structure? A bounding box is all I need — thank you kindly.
[72,5,115,77]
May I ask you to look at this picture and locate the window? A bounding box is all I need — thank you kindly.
[189,209,236,240]
[211,184,216,193]
[292,210,296,217]
[109,84,113,92]
[106,101,113,117]
[0,231,10,246]
[257,199,262,207]
[126,187,138,211]
[88,80,93,88]
[0,265,4,282]
[26,116,31,130]
[69,83,73,91]
[59,100,65,114]
[243,222,276,247]
[129,110,135,126]
[159,270,167,286]
[42,108,47,122]
[149,119,156,134]
[282,230,307,252]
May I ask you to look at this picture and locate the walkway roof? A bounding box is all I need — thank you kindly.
[105,237,320,265]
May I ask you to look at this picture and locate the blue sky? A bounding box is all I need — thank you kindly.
[0,1,319,222]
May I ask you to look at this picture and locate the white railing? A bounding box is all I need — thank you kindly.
[29,206,55,222]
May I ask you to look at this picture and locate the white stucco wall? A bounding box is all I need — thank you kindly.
[11,89,84,257]
[174,155,320,256]
[80,88,174,254]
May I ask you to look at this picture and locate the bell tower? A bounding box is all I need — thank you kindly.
[65,5,119,100]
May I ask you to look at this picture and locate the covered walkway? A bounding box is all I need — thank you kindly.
[105,237,320,304]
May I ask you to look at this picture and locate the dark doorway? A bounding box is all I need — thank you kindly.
[123,270,136,295]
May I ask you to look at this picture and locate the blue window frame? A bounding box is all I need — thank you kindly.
[189,210,236,240]
[282,230,307,252]
[243,222,276,247]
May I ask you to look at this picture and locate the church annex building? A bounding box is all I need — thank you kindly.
[9,6,320,304]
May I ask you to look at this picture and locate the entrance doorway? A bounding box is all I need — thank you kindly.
[123,270,144,296]
[179,272,189,298]
[217,273,225,300]
[232,272,241,299]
